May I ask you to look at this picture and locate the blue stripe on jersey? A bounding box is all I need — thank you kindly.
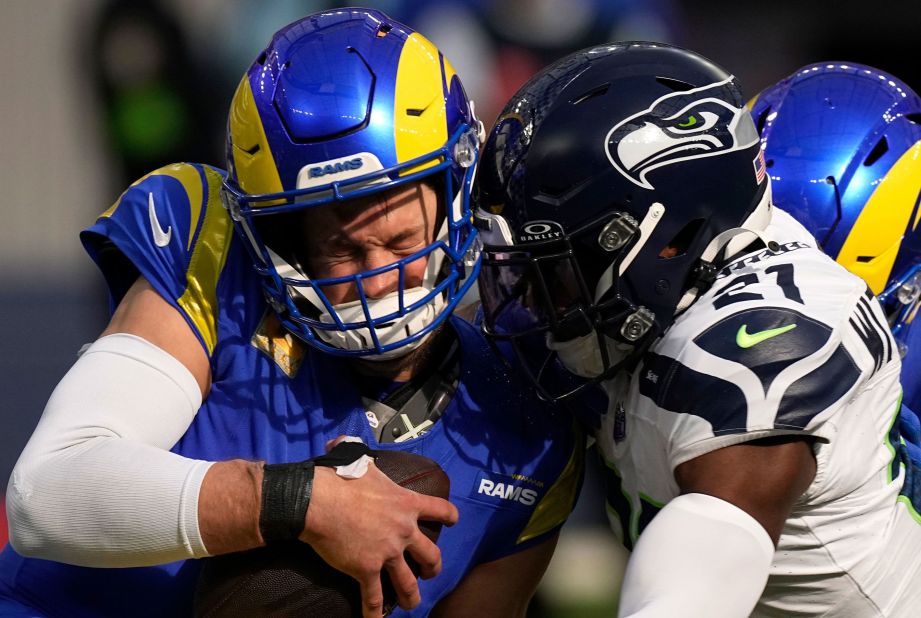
[601,455,634,549]
[693,307,832,394]
[890,399,905,483]
[600,455,664,549]
[776,344,860,430]
[851,291,893,373]
[639,352,749,435]
[637,493,664,540]
[888,400,921,522]
[900,321,921,413]
[897,451,921,523]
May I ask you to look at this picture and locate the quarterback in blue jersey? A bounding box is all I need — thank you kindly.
[0,10,580,618]
[750,62,921,417]
[476,43,921,616]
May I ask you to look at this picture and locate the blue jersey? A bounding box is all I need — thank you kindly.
[0,163,582,618]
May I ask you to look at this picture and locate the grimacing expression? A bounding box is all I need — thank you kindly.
[301,181,440,305]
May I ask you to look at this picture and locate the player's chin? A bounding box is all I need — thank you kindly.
[352,352,415,377]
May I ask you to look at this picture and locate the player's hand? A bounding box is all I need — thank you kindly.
[301,455,459,618]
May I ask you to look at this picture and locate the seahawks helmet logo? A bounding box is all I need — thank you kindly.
[604,77,759,190]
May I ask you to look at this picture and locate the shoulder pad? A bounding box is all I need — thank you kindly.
[644,302,863,436]
[81,163,233,354]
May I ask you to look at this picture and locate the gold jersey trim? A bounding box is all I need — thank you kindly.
[250,311,307,379]
[517,422,585,544]
[177,166,233,354]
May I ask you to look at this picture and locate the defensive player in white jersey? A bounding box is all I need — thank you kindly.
[473,42,921,616]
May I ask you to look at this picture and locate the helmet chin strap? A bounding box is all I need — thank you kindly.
[547,331,634,379]
[676,188,773,313]
[673,227,765,311]
[319,289,445,360]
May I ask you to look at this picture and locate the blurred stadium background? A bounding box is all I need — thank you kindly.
[0,1,917,615]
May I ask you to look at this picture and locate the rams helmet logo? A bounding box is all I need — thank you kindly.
[604,78,759,190]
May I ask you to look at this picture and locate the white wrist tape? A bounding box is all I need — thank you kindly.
[6,334,212,567]
[618,493,774,618]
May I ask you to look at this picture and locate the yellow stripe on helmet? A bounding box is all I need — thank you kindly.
[228,75,284,198]
[393,33,450,176]
[837,139,921,294]
[745,93,760,111]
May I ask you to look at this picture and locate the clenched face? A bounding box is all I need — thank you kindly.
[301,181,441,305]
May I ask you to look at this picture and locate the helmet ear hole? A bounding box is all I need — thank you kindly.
[659,218,705,259]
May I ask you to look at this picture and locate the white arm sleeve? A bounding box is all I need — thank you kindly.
[617,493,774,618]
[6,333,214,567]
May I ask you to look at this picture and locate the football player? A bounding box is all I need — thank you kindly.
[0,10,581,618]
[750,62,921,421]
[475,42,921,616]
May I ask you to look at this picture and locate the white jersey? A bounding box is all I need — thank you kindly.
[597,208,921,617]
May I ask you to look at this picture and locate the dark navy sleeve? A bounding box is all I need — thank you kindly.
[637,301,871,469]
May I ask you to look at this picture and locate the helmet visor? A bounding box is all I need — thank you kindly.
[480,244,593,340]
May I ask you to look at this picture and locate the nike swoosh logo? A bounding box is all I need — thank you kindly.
[148,192,172,247]
[736,323,797,348]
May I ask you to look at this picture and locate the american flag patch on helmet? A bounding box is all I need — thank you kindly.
[753,149,767,184]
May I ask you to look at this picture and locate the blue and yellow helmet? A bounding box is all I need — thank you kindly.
[752,62,921,346]
[222,9,482,357]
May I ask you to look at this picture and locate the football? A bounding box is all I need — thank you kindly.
[193,450,450,618]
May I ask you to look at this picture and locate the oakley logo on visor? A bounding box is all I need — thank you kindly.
[517,220,565,243]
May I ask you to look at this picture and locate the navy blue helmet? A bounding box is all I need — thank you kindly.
[476,42,771,398]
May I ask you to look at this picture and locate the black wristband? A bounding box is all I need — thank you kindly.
[259,460,315,544]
